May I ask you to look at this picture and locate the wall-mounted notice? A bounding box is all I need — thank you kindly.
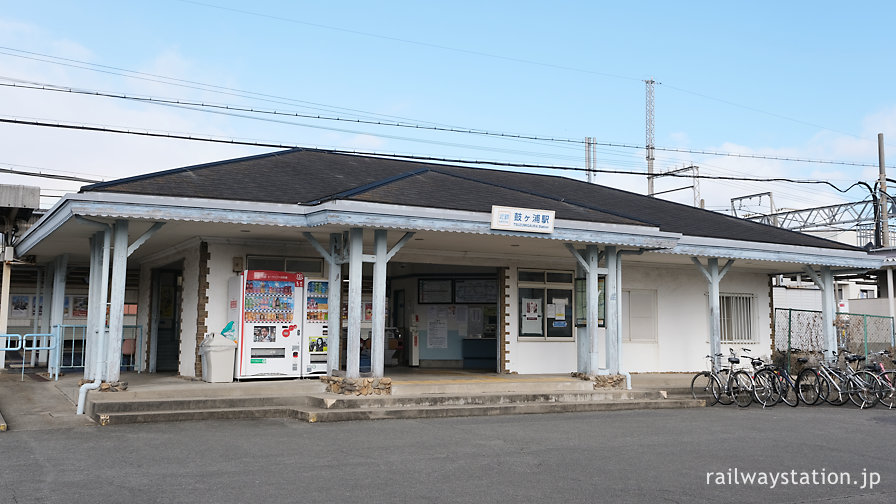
[454,279,497,303]
[427,317,448,348]
[419,279,453,304]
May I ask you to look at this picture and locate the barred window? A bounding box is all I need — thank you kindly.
[720,293,756,343]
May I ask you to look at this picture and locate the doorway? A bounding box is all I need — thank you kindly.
[152,267,182,372]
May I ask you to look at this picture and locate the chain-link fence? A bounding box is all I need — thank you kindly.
[773,308,895,373]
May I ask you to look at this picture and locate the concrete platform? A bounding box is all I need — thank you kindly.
[0,368,703,430]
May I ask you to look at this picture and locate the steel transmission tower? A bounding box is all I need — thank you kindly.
[645,79,657,196]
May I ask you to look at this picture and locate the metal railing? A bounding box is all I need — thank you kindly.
[3,325,143,379]
[57,324,143,373]
[0,332,59,381]
[24,333,60,381]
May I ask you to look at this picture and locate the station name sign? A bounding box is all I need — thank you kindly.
[490,206,555,234]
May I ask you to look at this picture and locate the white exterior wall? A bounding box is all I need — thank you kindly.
[139,238,779,376]
[773,286,822,312]
[505,261,772,374]
[620,263,772,373]
[504,264,582,374]
[847,297,891,317]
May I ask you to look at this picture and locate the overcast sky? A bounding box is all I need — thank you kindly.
[2,1,895,231]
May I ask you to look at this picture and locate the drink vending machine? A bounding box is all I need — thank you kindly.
[226,270,330,379]
[302,279,329,376]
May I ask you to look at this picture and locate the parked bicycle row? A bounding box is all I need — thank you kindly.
[690,347,896,409]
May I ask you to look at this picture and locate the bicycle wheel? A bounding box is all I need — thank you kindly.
[691,372,718,406]
[817,374,831,405]
[715,369,734,405]
[731,370,754,408]
[878,371,896,409]
[821,371,848,406]
[780,374,799,407]
[848,370,881,409]
[796,368,822,405]
[752,369,778,407]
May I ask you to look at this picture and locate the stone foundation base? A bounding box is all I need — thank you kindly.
[570,372,626,389]
[76,379,129,392]
[321,376,392,395]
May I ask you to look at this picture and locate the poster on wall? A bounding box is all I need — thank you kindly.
[11,295,30,318]
[521,297,542,335]
[427,317,448,348]
[72,296,89,318]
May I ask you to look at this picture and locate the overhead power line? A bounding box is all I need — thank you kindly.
[0,116,868,192]
[0,164,100,183]
[2,79,892,170]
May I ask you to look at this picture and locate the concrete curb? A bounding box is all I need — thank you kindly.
[0,410,7,431]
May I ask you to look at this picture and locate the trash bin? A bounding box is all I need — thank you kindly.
[199,333,236,383]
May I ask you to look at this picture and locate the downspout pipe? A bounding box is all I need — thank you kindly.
[77,222,111,415]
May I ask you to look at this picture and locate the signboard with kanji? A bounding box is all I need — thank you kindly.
[490,205,555,234]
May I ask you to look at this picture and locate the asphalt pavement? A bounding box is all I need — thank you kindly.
[1,405,894,503]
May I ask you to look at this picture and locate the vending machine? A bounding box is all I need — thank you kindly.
[227,270,305,379]
[302,279,329,376]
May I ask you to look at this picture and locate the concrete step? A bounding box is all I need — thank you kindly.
[89,389,664,417]
[95,398,704,425]
[89,390,703,425]
[301,398,705,423]
[93,406,299,425]
[310,389,666,410]
[89,395,311,416]
[390,379,594,395]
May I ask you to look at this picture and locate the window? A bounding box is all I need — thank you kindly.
[574,277,605,327]
[720,293,755,343]
[518,269,574,340]
[622,289,656,342]
[246,256,323,275]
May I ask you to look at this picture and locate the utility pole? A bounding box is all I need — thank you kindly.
[645,79,656,196]
[586,137,598,183]
[585,137,594,184]
[879,133,889,247]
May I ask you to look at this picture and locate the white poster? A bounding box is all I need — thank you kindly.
[552,298,568,320]
[521,297,542,335]
[427,318,448,349]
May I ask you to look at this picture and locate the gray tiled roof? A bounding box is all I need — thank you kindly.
[81,148,859,251]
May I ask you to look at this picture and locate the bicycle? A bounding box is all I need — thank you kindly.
[815,350,882,409]
[690,349,753,407]
[714,348,754,408]
[752,350,820,407]
[866,350,895,409]
[744,354,782,407]
[691,353,723,406]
